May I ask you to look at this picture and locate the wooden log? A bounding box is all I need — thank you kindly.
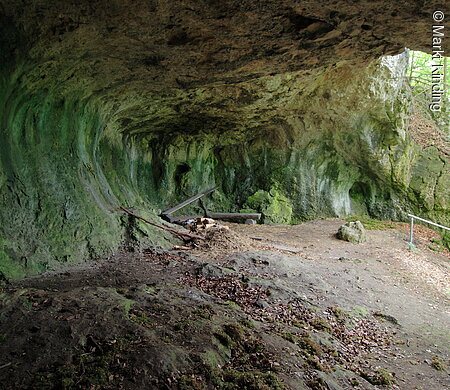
[120,207,205,241]
[161,186,219,215]
[270,244,302,254]
[160,215,201,224]
[208,212,261,221]
[250,236,265,241]
[198,198,208,217]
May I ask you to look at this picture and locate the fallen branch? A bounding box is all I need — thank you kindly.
[0,362,11,370]
[119,207,205,241]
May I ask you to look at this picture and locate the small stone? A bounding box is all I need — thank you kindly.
[196,263,224,278]
[256,298,270,309]
[336,221,367,243]
[245,219,256,224]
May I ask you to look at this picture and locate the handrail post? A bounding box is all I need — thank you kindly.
[406,213,449,247]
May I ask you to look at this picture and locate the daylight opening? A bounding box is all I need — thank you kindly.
[406,49,450,132]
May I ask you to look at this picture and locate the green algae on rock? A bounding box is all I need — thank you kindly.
[244,186,293,224]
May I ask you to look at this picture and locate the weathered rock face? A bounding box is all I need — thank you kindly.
[0,1,448,278]
[1,0,444,83]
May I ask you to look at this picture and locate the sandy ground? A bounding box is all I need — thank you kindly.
[220,219,450,388]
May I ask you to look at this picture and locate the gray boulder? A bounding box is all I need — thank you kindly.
[337,221,366,243]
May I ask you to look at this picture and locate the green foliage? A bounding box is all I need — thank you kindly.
[442,232,450,250]
[123,299,133,317]
[309,317,332,333]
[407,49,450,132]
[428,238,445,252]
[298,336,323,357]
[345,216,397,230]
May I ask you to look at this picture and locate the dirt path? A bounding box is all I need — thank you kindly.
[227,219,449,300]
[222,219,450,388]
[0,219,448,389]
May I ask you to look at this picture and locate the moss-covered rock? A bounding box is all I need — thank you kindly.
[244,186,293,224]
[337,221,367,243]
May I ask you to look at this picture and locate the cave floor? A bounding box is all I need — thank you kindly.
[0,219,448,389]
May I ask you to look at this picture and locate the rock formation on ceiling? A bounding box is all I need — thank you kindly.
[0,0,448,278]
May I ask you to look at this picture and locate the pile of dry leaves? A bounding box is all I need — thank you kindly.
[177,218,262,259]
[181,270,395,383]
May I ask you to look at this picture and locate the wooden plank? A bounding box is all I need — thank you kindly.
[271,244,302,254]
[161,186,219,215]
[120,207,205,241]
[198,198,208,216]
[160,215,201,224]
[162,213,262,223]
[208,212,261,221]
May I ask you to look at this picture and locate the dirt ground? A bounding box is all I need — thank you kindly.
[0,218,448,389]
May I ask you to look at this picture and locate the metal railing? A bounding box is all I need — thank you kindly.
[407,214,450,244]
